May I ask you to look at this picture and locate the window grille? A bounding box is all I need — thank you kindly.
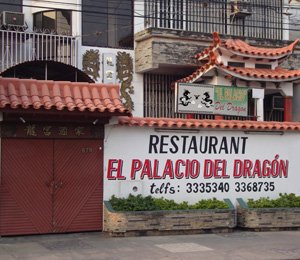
[145,0,283,40]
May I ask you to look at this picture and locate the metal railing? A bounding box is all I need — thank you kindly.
[144,0,283,40]
[144,73,285,122]
[0,29,78,73]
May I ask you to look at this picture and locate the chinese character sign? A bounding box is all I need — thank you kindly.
[103,53,116,84]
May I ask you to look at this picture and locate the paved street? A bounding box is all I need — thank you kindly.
[0,230,300,260]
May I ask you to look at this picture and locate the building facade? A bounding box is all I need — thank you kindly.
[0,0,300,236]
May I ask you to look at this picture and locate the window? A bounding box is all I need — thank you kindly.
[0,0,22,12]
[255,64,272,69]
[82,0,133,49]
[227,62,245,67]
[33,10,71,35]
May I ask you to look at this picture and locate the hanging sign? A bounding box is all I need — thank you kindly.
[103,53,116,84]
[214,86,248,116]
[175,83,214,114]
[175,83,248,117]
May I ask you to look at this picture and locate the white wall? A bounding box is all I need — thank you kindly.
[104,125,300,204]
[21,1,144,116]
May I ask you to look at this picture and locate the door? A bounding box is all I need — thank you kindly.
[0,139,103,236]
[53,140,103,233]
[0,139,53,235]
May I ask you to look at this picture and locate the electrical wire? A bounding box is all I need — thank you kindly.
[2,0,300,36]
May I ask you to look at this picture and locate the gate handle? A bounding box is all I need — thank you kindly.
[46,181,55,194]
[46,181,55,187]
[55,181,63,189]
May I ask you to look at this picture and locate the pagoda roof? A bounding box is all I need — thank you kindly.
[177,52,300,83]
[195,32,299,60]
[178,33,300,84]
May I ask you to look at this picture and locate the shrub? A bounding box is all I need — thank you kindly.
[109,194,229,211]
[247,193,300,208]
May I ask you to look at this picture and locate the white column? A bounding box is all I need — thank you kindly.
[252,89,265,121]
[256,98,264,121]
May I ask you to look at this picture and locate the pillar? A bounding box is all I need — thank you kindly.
[252,89,265,121]
[255,98,264,121]
[284,96,292,122]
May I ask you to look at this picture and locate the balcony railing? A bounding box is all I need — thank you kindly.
[144,0,283,40]
[0,29,78,73]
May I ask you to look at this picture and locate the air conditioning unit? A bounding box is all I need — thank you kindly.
[230,0,252,19]
[289,0,300,4]
[0,11,25,28]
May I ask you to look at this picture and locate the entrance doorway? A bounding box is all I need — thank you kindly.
[0,139,103,235]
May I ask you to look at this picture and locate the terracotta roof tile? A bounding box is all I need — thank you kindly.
[177,53,217,83]
[195,32,299,60]
[0,77,130,115]
[118,117,300,132]
[223,38,299,58]
[195,32,221,60]
[219,65,300,81]
[178,51,300,83]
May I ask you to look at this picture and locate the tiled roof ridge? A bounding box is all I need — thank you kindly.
[223,38,299,57]
[194,32,299,61]
[118,117,300,132]
[219,65,300,81]
[177,51,300,83]
[177,52,218,83]
[194,32,221,60]
[0,77,129,114]
[1,77,120,90]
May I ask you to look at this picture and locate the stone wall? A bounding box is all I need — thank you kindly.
[281,54,300,70]
[103,201,236,236]
[135,29,211,73]
[237,198,300,230]
[135,28,300,74]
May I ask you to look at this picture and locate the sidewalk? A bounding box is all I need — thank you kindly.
[0,230,300,260]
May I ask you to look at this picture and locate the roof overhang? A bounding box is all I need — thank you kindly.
[0,77,131,122]
[118,117,300,132]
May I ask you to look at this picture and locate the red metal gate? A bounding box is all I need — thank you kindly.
[0,139,53,235]
[53,140,103,233]
[0,139,103,235]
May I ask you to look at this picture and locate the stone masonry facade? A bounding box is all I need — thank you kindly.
[237,198,300,230]
[103,201,236,236]
[135,28,300,74]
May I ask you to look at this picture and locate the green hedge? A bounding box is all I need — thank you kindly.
[109,194,229,211]
[247,193,300,208]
